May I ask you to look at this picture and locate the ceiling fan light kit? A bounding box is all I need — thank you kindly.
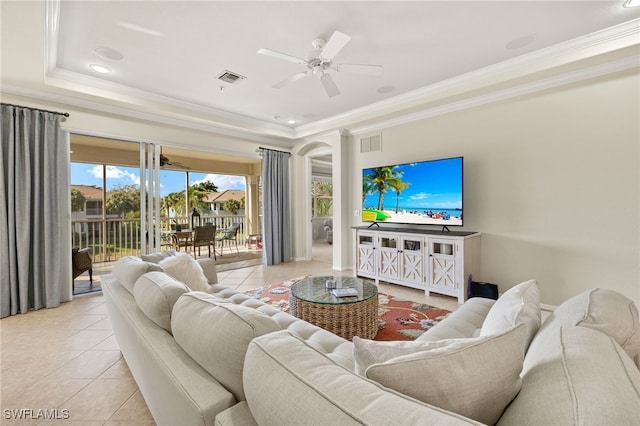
[258,30,383,98]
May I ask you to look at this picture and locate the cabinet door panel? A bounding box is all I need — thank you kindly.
[358,246,376,276]
[400,236,424,286]
[379,248,399,279]
[430,256,456,290]
[402,251,424,284]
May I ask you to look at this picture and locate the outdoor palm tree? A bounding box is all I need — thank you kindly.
[162,192,182,216]
[186,186,207,211]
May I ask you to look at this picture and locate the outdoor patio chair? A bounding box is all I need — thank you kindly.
[191,225,217,259]
[216,223,241,255]
[172,231,193,252]
[72,248,93,291]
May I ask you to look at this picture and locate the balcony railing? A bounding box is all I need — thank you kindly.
[71,215,247,263]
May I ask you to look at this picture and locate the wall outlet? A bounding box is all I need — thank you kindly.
[354,209,360,217]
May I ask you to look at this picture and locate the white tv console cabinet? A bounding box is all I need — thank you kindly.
[353,226,481,303]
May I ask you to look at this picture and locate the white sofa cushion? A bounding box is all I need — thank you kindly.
[355,324,527,426]
[171,292,281,402]
[159,252,210,292]
[133,271,190,334]
[244,331,482,426]
[541,288,640,360]
[111,255,164,294]
[480,279,540,349]
[498,325,640,426]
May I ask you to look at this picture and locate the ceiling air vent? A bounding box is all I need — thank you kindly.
[217,70,246,84]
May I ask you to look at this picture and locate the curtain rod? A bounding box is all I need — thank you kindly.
[1,102,70,117]
[258,146,291,154]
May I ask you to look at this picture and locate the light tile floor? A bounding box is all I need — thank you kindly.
[1,244,460,425]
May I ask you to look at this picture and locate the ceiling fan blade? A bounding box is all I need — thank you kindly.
[320,73,340,97]
[163,161,191,170]
[320,31,351,61]
[257,48,307,66]
[334,63,383,76]
[273,71,309,89]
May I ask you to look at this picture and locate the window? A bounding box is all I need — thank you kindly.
[311,178,332,218]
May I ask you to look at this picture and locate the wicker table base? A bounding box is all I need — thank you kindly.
[289,276,378,340]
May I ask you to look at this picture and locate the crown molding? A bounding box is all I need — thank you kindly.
[296,18,640,139]
[43,0,294,141]
[1,84,295,148]
[347,54,639,136]
[42,1,639,144]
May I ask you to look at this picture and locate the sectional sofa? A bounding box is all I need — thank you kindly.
[102,251,640,425]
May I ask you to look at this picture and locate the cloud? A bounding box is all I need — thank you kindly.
[409,192,433,201]
[88,165,140,185]
[194,174,245,190]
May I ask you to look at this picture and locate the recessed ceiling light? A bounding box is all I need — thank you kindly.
[94,46,124,61]
[623,0,640,7]
[376,85,395,94]
[287,119,296,124]
[89,64,111,74]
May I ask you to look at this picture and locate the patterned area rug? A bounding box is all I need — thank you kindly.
[244,276,451,341]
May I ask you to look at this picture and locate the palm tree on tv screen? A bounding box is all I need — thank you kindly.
[389,180,411,213]
[363,166,405,211]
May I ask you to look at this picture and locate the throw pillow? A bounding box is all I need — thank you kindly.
[480,279,540,349]
[355,324,527,426]
[111,255,164,294]
[141,249,177,263]
[133,271,190,334]
[542,288,640,360]
[497,326,640,426]
[159,252,210,292]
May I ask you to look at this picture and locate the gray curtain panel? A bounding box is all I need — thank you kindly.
[0,105,72,318]
[261,148,291,265]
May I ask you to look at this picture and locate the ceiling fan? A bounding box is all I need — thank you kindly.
[258,30,383,98]
[159,148,190,170]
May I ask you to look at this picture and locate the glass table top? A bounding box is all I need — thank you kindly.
[290,275,377,305]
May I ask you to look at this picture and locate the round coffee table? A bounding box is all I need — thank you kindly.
[289,276,378,340]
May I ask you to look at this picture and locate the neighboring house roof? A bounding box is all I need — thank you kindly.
[71,185,104,200]
[204,190,244,204]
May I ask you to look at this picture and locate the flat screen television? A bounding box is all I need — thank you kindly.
[361,156,463,228]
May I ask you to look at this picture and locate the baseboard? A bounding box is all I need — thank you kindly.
[332,264,351,272]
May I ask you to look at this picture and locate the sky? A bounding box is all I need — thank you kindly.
[362,157,463,211]
[70,163,246,196]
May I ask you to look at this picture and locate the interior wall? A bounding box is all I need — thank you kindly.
[348,70,639,306]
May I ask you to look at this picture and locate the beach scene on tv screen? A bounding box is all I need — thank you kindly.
[362,158,463,226]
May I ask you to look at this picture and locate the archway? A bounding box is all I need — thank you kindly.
[292,132,349,270]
